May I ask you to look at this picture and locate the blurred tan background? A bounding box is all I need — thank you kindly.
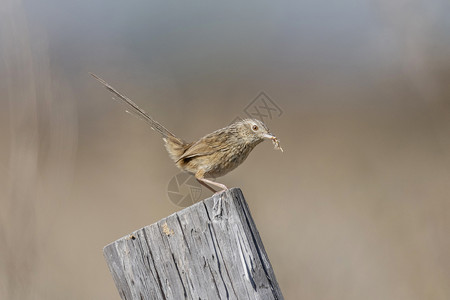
[1,0,449,299]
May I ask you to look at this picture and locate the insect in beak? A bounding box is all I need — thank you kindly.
[263,133,283,152]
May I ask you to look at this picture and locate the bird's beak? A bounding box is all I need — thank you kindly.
[263,133,276,139]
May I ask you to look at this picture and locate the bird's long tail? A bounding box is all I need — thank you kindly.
[91,73,178,139]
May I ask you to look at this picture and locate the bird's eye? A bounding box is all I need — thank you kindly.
[252,125,258,131]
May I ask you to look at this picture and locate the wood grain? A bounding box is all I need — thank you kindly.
[103,188,283,300]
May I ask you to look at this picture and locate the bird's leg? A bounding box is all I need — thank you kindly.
[197,177,228,192]
[197,179,218,194]
[195,170,228,194]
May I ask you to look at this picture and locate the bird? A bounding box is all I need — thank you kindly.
[91,73,283,192]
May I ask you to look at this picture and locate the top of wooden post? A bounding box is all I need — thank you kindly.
[103,188,284,300]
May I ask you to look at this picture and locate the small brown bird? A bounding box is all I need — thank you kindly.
[91,74,283,192]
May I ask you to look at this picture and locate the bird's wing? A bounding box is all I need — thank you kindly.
[177,136,229,162]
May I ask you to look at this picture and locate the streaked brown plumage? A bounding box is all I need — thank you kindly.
[91,74,283,192]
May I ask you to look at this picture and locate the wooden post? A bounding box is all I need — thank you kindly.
[103,188,284,300]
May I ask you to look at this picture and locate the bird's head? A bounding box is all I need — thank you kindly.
[236,119,283,151]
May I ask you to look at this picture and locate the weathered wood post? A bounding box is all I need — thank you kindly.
[103,188,284,300]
